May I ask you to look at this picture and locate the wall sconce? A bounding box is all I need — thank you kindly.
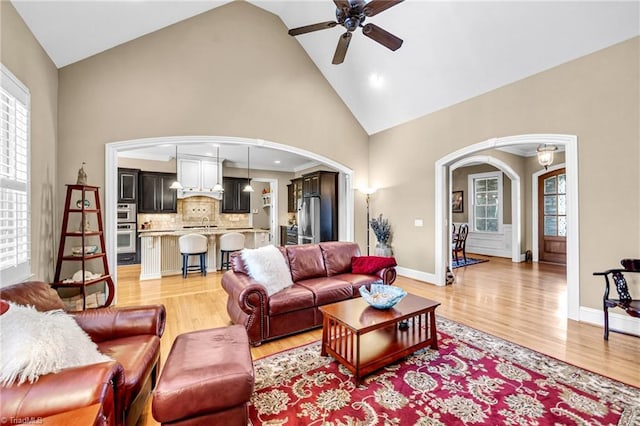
[537,144,557,170]
[358,187,377,255]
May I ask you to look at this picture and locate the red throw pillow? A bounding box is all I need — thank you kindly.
[351,256,397,274]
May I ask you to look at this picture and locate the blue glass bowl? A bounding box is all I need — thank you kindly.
[359,284,407,309]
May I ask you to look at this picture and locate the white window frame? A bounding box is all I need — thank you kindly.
[468,171,503,234]
[0,64,31,285]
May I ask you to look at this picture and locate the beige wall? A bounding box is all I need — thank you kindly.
[370,37,639,310]
[1,2,59,283]
[117,157,176,174]
[57,2,369,254]
[452,164,512,225]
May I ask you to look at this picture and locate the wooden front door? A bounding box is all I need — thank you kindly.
[538,168,566,264]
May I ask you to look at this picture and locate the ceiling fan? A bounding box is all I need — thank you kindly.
[288,0,404,65]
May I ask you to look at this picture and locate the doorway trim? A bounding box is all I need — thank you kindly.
[105,135,355,299]
[250,177,278,245]
[449,155,522,264]
[531,163,566,262]
[435,134,579,320]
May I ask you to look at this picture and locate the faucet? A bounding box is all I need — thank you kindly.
[201,216,210,229]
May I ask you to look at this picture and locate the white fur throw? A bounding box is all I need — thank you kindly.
[241,245,294,296]
[0,303,111,386]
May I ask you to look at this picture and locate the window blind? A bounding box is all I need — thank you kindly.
[0,64,30,285]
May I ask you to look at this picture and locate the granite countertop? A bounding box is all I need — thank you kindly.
[138,227,268,237]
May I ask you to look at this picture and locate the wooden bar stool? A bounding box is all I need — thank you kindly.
[178,234,208,278]
[220,233,245,270]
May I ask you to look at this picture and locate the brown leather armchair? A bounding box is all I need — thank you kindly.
[0,281,166,426]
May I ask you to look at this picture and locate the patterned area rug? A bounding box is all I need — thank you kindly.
[452,257,489,269]
[249,318,639,425]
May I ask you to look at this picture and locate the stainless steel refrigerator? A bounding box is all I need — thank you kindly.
[297,197,320,244]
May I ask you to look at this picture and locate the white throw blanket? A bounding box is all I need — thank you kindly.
[241,245,294,296]
[0,303,111,386]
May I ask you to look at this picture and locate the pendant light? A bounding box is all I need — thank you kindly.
[169,144,183,189]
[243,146,254,193]
[212,145,224,192]
[536,144,557,170]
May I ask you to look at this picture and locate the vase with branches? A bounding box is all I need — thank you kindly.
[369,214,393,256]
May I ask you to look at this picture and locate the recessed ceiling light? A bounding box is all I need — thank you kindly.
[274,160,281,164]
[369,73,384,88]
[205,152,213,156]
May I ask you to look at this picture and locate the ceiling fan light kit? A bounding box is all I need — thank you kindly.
[288,0,404,65]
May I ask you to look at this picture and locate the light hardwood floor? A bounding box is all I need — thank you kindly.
[115,255,640,426]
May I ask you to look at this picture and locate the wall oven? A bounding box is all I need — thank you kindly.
[117,203,136,223]
[117,223,137,254]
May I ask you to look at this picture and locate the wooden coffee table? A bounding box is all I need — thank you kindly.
[319,293,440,386]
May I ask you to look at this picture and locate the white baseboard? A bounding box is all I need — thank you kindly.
[580,306,640,337]
[139,272,161,281]
[396,266,439,286]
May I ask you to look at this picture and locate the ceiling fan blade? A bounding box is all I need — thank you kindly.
[333,0,351,11]
[362,23,403,51]
[363,0,404,17]
[288,21,338,36]
[332,32,352,65]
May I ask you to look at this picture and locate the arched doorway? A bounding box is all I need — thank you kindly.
[449,155,522,264]
[435,134,579,320]
[104,135,355,299]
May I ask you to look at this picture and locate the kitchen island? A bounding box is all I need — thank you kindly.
[138,228,269,280]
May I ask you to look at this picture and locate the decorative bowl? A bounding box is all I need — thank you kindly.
[72,245,97,256]
[359,284,407,309]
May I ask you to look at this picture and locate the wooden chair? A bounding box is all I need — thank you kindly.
[593,258,640,340]
[452,224,469,264]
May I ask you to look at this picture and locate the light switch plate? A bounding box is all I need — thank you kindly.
[414,219,424,227]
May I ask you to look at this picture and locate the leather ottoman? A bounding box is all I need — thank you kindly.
[152,325,254,425]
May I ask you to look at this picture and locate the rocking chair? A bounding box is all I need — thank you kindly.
[593,258,640,340]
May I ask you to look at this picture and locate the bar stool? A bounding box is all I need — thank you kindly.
[178,234,208,278]
[220,233,245,270]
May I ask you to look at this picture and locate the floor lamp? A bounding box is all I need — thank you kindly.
[360,188,377,255]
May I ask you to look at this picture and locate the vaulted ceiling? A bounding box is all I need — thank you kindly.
[11,0,639,135]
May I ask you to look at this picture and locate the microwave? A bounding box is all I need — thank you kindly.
[117,203,136,223]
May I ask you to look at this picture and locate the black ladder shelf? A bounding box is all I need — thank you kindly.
[52,185,114,309]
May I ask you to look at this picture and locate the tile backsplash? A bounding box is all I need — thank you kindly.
[138,196,250,229]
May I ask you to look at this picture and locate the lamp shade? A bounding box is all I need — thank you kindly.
[243,183,254,193]
[213,145,224,192]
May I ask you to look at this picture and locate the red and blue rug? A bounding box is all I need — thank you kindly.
[249,317,639,425]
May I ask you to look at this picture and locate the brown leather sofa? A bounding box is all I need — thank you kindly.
[0,281,166,426]
[222,241,397,346]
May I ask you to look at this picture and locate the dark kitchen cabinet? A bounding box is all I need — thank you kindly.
[287,178,303,212]
[138,172,177,213]
[221,177,250,213]
[118,168,139,203]
[302,174,320,197]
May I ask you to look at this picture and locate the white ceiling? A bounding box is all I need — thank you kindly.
[117,143,323,172]
[10,0,639,137]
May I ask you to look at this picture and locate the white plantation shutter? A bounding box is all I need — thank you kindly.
[0,64,30,285]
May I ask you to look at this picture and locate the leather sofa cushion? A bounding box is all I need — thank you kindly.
[287,245,327,282]
[152,326,253,423]
[333,273,381,297]
[97,335,160,407]
[269,285,315,316]
[320,242,361,276]
[297,277,353,306]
